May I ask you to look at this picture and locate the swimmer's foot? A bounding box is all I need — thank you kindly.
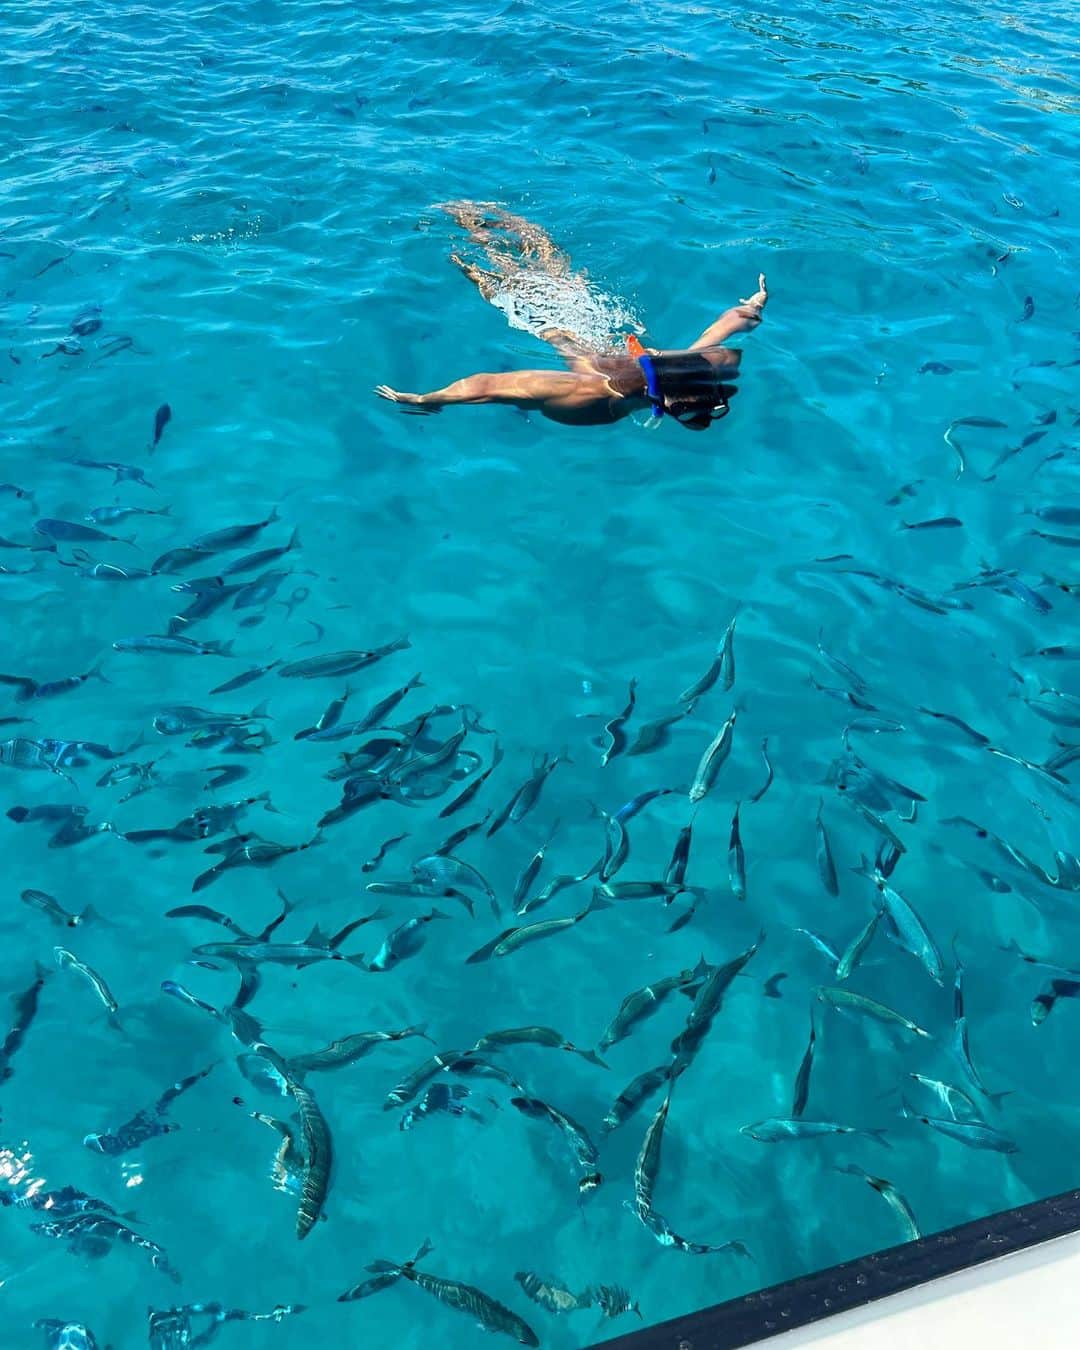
[449,253,499,299]
[437,200,501,239]
[374,385,442,414]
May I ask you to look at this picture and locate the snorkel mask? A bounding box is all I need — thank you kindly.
[627,335,731,426]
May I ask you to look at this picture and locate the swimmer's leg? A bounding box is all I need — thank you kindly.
[440,200,568,273]
[438,200,502,241]
[486,209,567,272]
[449,252,501,302]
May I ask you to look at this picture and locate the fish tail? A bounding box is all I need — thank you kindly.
[865,1127,892,1149]
[287,526,301,550]
[366,1259,402,1274]
[343,953,368,969]
[986,1088,1014,1108]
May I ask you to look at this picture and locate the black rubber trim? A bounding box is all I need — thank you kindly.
[588,1188,1080,1350]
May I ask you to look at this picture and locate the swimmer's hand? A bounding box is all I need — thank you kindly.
[739,272,768,316]
[373,385,441,414]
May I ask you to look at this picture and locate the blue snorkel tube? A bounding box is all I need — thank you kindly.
[637,354,665,418]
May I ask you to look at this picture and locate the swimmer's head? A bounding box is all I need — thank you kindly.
[639,351,738,430]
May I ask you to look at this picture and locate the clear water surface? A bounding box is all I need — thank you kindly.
[1,0,1078,1346]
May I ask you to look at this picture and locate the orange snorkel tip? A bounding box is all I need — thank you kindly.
[625,333,646,357]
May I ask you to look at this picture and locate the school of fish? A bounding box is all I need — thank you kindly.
[2,391,1080,1350]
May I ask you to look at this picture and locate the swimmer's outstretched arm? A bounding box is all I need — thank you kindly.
[375,369,591,414]
[688,273,768,350]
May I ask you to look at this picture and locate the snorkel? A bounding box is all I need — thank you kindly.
[626,334,665,418]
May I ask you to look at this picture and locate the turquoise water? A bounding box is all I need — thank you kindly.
[2,0,1079,1345]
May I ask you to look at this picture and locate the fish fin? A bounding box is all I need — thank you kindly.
[412,1237,434,1265]
[428,908,451,921]
[865,1127,892,1149]
[986,1089,1014,1108]
[405,1023,435,1043]
[304,924,329,947]
[576,1048,609,1069]
[584,895,612,917]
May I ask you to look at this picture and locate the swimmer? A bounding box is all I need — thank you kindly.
[375,203,767,431]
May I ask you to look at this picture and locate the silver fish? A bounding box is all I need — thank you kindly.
[465,894,609,963]
[473,1025,606,1068]
[364,1242,539,1346]
[20,888,89,928]
[383,1049,470,1109]
[35,1321,101,1350]
[678,612,737,702]
[278,638,410,679]
[790,1010,817,1118]
[626,702,697,756]
[511,822,560,913]
[602,1063,672,1134]
[249,1039,331,1238]
[728,801,746,900]
[671,932,763,1069]
[413,853,498,914]
[368,909,449,972]
[55,948,118,1014]
[30,1211,178,1280]
[510,1095,601,1193]
[901,1099,1018,1152]
[220,527,300,575]
[835,1162,921,1241]
[907,1073,987,1120]
[633,1087,746,1256]
[687,708,737,803]
[835,909,882,982]
[816,985,931,1038]
[84,1064,215,1155]
[815,799,839,895]
[188,507,280,553]
[514,1272,592,1314]
[741,1117,889,1146]
[600,679,638,766]
[487,751,565,835]
[871,872,943,985]
[113,634,233,657]
[664,818,694,889]
[0,963,52,1081]
[599,959,707,1051]
[286,1024,431,1076]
